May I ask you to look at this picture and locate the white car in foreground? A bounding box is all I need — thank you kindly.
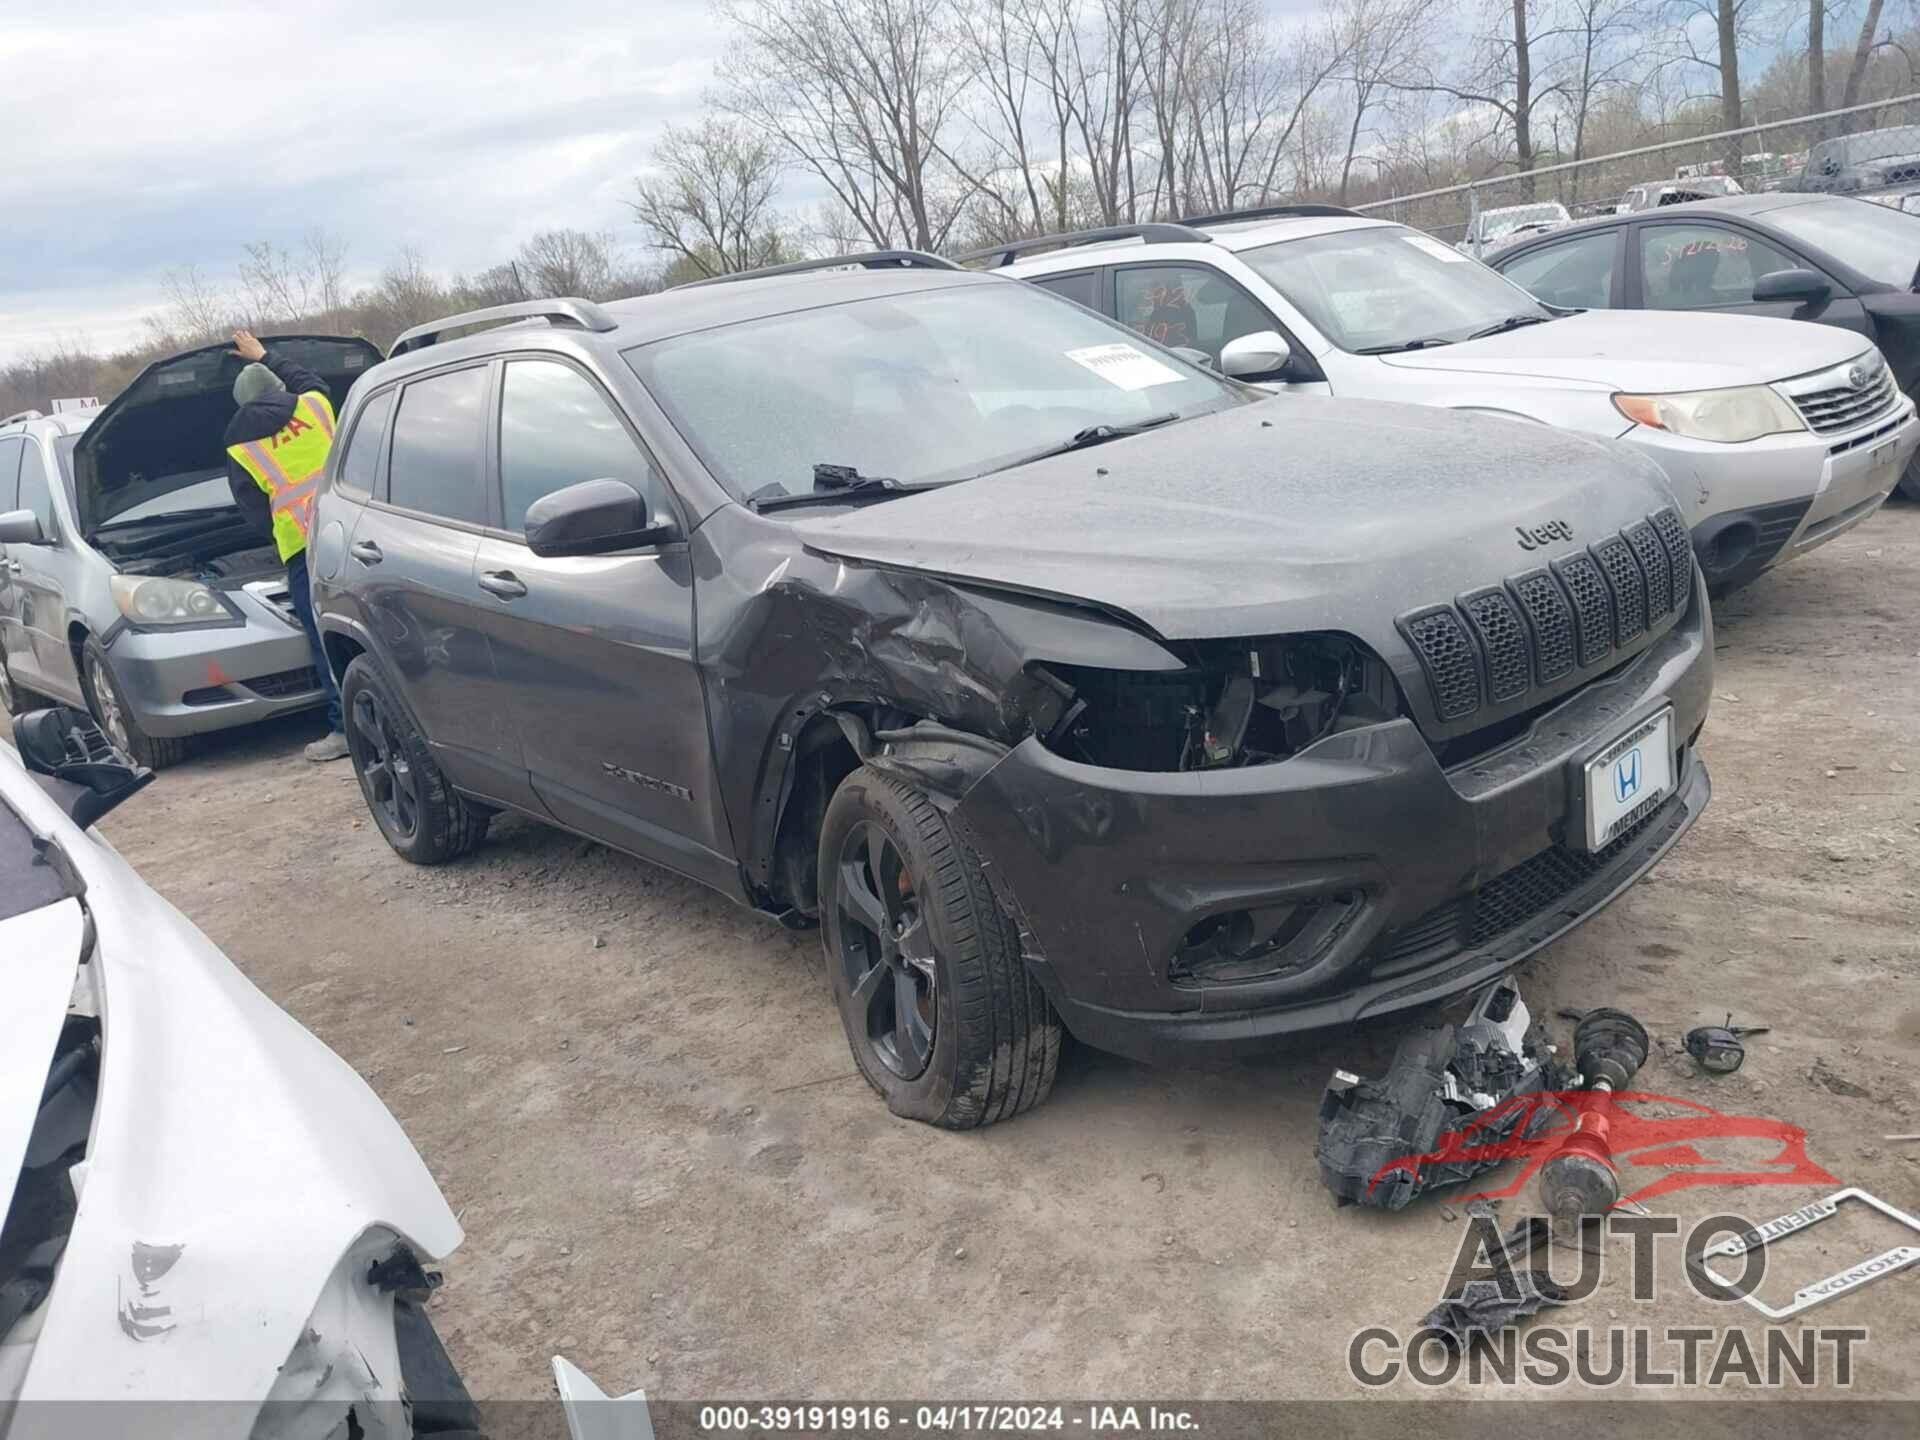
[0,708,478,1439]
[993,208,1918,593]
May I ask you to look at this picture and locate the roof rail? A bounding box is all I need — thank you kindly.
[957,224,1212,269]
[2,409,45,427]
[673,250,961,289]
[389,298,619,358]
[1180,203,1362,226]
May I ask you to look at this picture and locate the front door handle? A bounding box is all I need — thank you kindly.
[4,559,19,574]
[350,540,384,565]
[478,570,527,600]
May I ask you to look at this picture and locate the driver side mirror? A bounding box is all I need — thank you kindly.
[1751,267,1831,305]
[1219,330,1294,381]
[524,479,672,558]
[0,508,50,546]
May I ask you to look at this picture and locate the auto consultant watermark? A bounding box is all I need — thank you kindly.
[1347,1210,1877,1390]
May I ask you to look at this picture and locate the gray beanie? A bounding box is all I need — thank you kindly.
[233,362,286,407]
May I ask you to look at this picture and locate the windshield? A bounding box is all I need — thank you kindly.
[625,282,1244,502]
[107,475,233,525]
[1480,204,1568,240]
[1819,125,1920,169]
[1767,197,1920,288]
[1238,226,1550,352]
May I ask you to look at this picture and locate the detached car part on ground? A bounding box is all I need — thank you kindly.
[0,336,380,767]
[311,267,1713,1130]
[0,709,478,1438]
[993,209,1917,593]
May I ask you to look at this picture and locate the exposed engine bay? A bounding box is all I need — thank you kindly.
[1036,633,1404,772]
[85,470,282,585]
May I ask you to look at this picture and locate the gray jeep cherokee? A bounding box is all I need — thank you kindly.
[311,255,1713,1128]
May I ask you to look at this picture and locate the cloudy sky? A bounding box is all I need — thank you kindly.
[0,1,725,364]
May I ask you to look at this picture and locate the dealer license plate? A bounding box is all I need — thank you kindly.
[1582,708,1673,851]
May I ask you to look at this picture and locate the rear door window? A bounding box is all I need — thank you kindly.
[1639,224,1803,310]
[387,367,489,524]
[336,388,395,498]
[498,360,662,535]
[1498,232,1617,309]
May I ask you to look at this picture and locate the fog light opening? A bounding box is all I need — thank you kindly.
[1706,520,1757,577]
[1169,892,1365,986]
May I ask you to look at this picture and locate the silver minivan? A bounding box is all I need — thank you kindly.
[0,335,381,765]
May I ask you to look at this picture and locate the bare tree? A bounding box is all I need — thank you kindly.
[516,229,620,298]
[303,227,351,316]
[630,118,789,277]
[238,241,314,324]
[720,0,971,249]
[146,264,231,347]
[1843,0,1889,108]
[1329,0,1433,202]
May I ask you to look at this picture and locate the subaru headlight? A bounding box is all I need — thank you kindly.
[109,574,232,626]
[1613,386,1805,443]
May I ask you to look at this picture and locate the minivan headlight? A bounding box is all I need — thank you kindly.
[1613,385,1804,443]
[110,575,233,627]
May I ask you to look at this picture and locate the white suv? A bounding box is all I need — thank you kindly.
[989,208,1917,593]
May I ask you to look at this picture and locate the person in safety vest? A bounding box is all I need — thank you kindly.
[224,329,348,762]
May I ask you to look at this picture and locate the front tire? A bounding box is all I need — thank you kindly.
[1899,444,1920,501]
[80,637,188,769]
[341,655,488,864]
[818,766,1060,1128]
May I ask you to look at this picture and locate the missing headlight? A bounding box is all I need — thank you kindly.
[1038,634,1403,772]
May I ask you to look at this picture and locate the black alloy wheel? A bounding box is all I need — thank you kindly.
[833,819,938,1079]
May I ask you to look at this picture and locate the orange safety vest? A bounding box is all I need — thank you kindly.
[226,391,337,563]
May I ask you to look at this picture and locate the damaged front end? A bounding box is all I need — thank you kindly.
[0,724,470,1440]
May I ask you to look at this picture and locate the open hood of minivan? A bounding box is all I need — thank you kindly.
[1378,309,1868,392]
[70,334,383,537]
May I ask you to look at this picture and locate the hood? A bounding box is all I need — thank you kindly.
[1378,309,1869,392]
[0,742,459,1423]
[71,334,382,537]
[793,398,1677,641]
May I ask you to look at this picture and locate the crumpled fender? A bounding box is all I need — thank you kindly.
[3,772,460,1437]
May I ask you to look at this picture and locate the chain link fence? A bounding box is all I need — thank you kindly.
[1355,93,1920,256]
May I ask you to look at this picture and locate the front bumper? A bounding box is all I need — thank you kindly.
[1628,398,1917,589]
[955,586,1713,1064]
[103,591,325,738]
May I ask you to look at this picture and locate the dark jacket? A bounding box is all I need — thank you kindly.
[224,350,331,543]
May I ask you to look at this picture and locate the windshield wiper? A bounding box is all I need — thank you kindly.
[979,412,1182,475]
[1467,314,1554,340]
[1354,337,1453,355]
[751,464,952,514]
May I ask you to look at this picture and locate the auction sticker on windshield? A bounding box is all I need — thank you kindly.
[1583,707,1673,850]
[1065,343,1184,390]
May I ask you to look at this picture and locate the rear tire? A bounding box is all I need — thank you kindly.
[80,637,188,769]
[818,765,1059,1128]
[341,655,488,864]
[0,648,27,717]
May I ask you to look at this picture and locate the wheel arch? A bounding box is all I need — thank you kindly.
[757,702,1011,920]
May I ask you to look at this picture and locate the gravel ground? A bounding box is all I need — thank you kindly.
[99,506,1920,1412]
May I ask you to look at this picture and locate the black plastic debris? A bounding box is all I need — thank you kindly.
[1420,1268,1570,1347]
[1316,981,1570,1209]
